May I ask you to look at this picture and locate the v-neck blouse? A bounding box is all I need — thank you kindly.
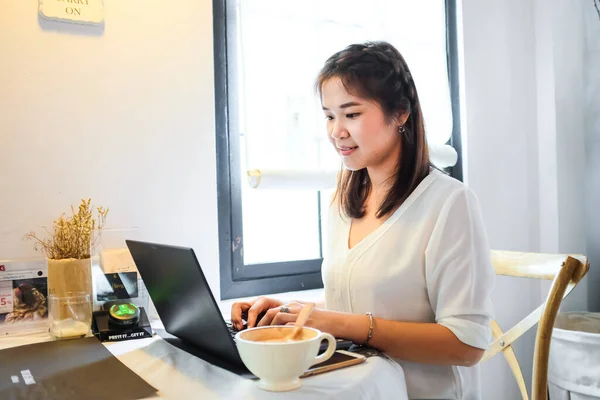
[322,169,495,400]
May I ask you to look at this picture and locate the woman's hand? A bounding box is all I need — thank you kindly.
[257,301,334,334]
[230,296,283,330]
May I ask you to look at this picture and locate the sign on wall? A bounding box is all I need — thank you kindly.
[39,0,104,25]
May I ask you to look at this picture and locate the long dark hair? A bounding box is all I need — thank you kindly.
[316,41,431,219]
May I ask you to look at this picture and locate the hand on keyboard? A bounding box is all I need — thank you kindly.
[226,311,266,337]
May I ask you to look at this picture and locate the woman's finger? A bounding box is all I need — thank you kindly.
[257,307,281,327]
[271,311,298,326]
[247,297,270,328]
[257,303,301,327]
[230,301,252,330]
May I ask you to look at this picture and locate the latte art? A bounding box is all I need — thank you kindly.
[242,326,316,342]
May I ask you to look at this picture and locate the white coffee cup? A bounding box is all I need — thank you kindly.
[235,325,336,391]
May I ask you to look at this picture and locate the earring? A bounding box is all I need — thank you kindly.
[399,125,412,145]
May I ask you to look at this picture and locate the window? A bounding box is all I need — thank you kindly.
[214,0,463,300]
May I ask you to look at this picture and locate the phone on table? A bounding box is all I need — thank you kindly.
[301,349,366,378]
[319,338,353,353]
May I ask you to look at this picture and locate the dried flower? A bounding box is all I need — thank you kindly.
[25,198,109,260]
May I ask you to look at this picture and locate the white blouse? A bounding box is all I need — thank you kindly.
[322,169,495,400]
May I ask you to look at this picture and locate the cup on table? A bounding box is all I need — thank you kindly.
[235,325,336,392]
[48,292,92,340]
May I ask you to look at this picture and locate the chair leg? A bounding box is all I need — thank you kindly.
[490,320,529,400]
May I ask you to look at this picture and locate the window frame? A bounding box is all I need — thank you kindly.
[214,0,463,300]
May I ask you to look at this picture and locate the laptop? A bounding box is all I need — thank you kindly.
[125,240,352,377]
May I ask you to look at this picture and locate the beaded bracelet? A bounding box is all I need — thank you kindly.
[363,312,374,346]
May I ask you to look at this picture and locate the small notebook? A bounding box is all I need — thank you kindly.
[0,336,157,400]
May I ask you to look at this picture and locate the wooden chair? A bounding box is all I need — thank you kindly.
[481,251,590,400]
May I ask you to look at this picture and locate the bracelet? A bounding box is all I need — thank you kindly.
[363,312,374,346]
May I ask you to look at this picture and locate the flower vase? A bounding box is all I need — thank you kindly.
[47,258,93,300]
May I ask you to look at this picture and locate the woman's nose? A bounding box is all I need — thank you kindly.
[330,121,349,140]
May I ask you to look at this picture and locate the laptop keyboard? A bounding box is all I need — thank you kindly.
[226,322,241,340]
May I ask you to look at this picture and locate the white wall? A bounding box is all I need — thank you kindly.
[552,0,588,312]
[0,0,221,296]
[532,0,589,312]
[461,1,540,397]
[461,0,590,398]
[584,1,600,313]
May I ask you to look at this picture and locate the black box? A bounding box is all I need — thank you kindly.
[91,306,153,342]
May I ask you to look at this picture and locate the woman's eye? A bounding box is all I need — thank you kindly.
[325,115,334,121]
[346,113,360,119]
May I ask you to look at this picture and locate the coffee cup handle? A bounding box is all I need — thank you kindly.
[311,332,336,366]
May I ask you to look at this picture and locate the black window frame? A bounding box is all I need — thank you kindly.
[214,0,463,300]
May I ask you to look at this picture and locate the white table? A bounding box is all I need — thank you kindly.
[0,329,408,400]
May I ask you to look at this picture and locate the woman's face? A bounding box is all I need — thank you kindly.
[321,77,402,172]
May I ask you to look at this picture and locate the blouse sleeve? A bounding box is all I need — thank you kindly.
[425,186,495,350]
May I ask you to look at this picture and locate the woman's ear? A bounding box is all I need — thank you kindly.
[394,112,410,128]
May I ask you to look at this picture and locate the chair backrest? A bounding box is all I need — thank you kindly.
[481,250,590,400]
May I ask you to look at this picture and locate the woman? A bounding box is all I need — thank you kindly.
[231,41,495,400]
